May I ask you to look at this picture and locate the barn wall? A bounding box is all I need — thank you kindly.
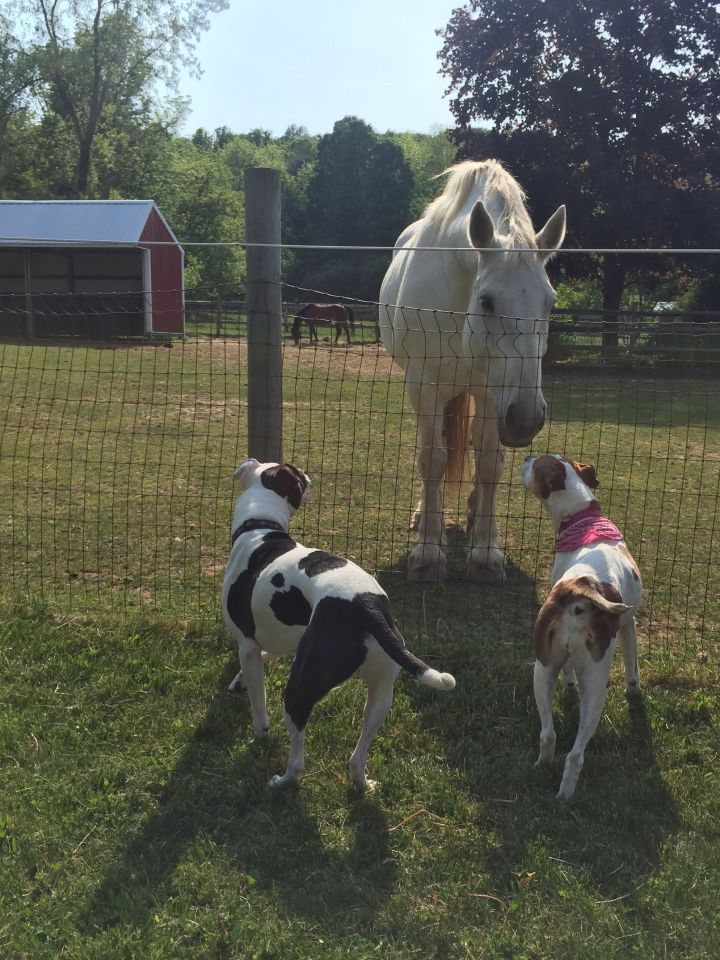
[140,209,184,334]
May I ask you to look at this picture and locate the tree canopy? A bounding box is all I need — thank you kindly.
[438,0,720,335]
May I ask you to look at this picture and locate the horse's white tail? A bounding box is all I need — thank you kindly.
[443,391,474,486]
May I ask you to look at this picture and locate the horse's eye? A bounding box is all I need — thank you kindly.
[480,295,495,314]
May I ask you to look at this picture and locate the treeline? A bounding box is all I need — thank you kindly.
[2,1,719,318]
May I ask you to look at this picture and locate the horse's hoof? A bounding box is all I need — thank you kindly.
[407,544,447,583]
[468,547,506,583]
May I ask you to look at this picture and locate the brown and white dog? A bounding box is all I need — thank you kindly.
[521,454,642,800]
[222,459,455,790]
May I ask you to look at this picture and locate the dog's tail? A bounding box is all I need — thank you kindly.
[362,596,455,691]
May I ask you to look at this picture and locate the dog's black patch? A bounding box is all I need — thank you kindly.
[270,586,312,627]
[226,532,297,638]
[298,550,348,577]
[283,592,426,733]
[271,572,285,588]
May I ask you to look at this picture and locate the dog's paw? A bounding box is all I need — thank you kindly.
[350,776,378,793]
[228,670,246,694]
[267,771,298,789]
[625,680,642,698]
[250,725,270,743]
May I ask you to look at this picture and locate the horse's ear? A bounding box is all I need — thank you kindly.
[468,201,495,250]
[535,205,566,260]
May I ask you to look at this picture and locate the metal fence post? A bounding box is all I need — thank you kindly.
[245,167,283,462]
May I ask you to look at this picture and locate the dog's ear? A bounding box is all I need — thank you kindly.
[570,460,599,490]
[532,456,567,499]
[233,458,260,486]
[261,463,309,510]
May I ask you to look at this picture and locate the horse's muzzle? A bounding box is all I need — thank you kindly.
[498,402,546,448]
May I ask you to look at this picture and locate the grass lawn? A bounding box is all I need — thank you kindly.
[1,336,719,958]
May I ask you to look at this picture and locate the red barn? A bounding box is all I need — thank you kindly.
[0,200,184,337]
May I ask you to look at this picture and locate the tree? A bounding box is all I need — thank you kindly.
[0,30,38,195]
[392,128,457,217]
[153,137,244,297]
[5,0,229,196]
[295,117,414,299]
[306,116,413,247]
[439,0,720,344]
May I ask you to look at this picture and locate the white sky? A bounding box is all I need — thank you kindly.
[178,0,460,136]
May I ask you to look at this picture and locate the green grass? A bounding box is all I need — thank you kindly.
[2,599,718,959]
[1,338,720,957]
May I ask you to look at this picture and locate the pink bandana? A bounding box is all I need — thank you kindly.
[555,503,624,552]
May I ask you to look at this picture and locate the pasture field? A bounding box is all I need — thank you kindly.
[1,336,719,959]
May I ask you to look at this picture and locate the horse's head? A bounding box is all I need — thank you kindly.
[464,201,566,448]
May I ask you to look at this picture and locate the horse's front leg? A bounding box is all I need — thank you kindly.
[467,389,506,583]
[407,378,450,583]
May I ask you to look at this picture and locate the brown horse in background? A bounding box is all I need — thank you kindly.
[291,303,354,344]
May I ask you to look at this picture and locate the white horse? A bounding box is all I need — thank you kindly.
[379,160,566,583]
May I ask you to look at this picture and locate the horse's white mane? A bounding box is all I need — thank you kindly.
[422,159,536,247]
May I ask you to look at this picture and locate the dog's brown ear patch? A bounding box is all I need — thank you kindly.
[532,455,567,500]
[568,459,599,490]
[261,464,307,509]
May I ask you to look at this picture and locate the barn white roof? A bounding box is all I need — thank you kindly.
[0,200,179,246]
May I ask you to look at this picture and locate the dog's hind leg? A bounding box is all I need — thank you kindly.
[557,656,612,801]
[533,659,560,767]
[268,708,306,789]
[268,626,366,788]
[349,656,401,790]
[619,617,641,697]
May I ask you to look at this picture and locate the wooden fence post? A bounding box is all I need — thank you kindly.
[245,167,283,462]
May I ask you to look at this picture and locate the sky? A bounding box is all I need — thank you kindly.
[178,0,461,137]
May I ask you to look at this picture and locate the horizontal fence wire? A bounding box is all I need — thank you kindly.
[0,282,719,669]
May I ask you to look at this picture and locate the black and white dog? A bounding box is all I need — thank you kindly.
[222,458,456,790]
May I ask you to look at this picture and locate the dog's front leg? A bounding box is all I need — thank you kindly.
[619,617,641,697]
[238,640,270,740]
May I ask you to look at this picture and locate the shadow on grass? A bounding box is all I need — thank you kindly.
[82,660,396,936]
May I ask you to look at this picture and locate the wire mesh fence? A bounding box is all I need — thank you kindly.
[0,284,719,664]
